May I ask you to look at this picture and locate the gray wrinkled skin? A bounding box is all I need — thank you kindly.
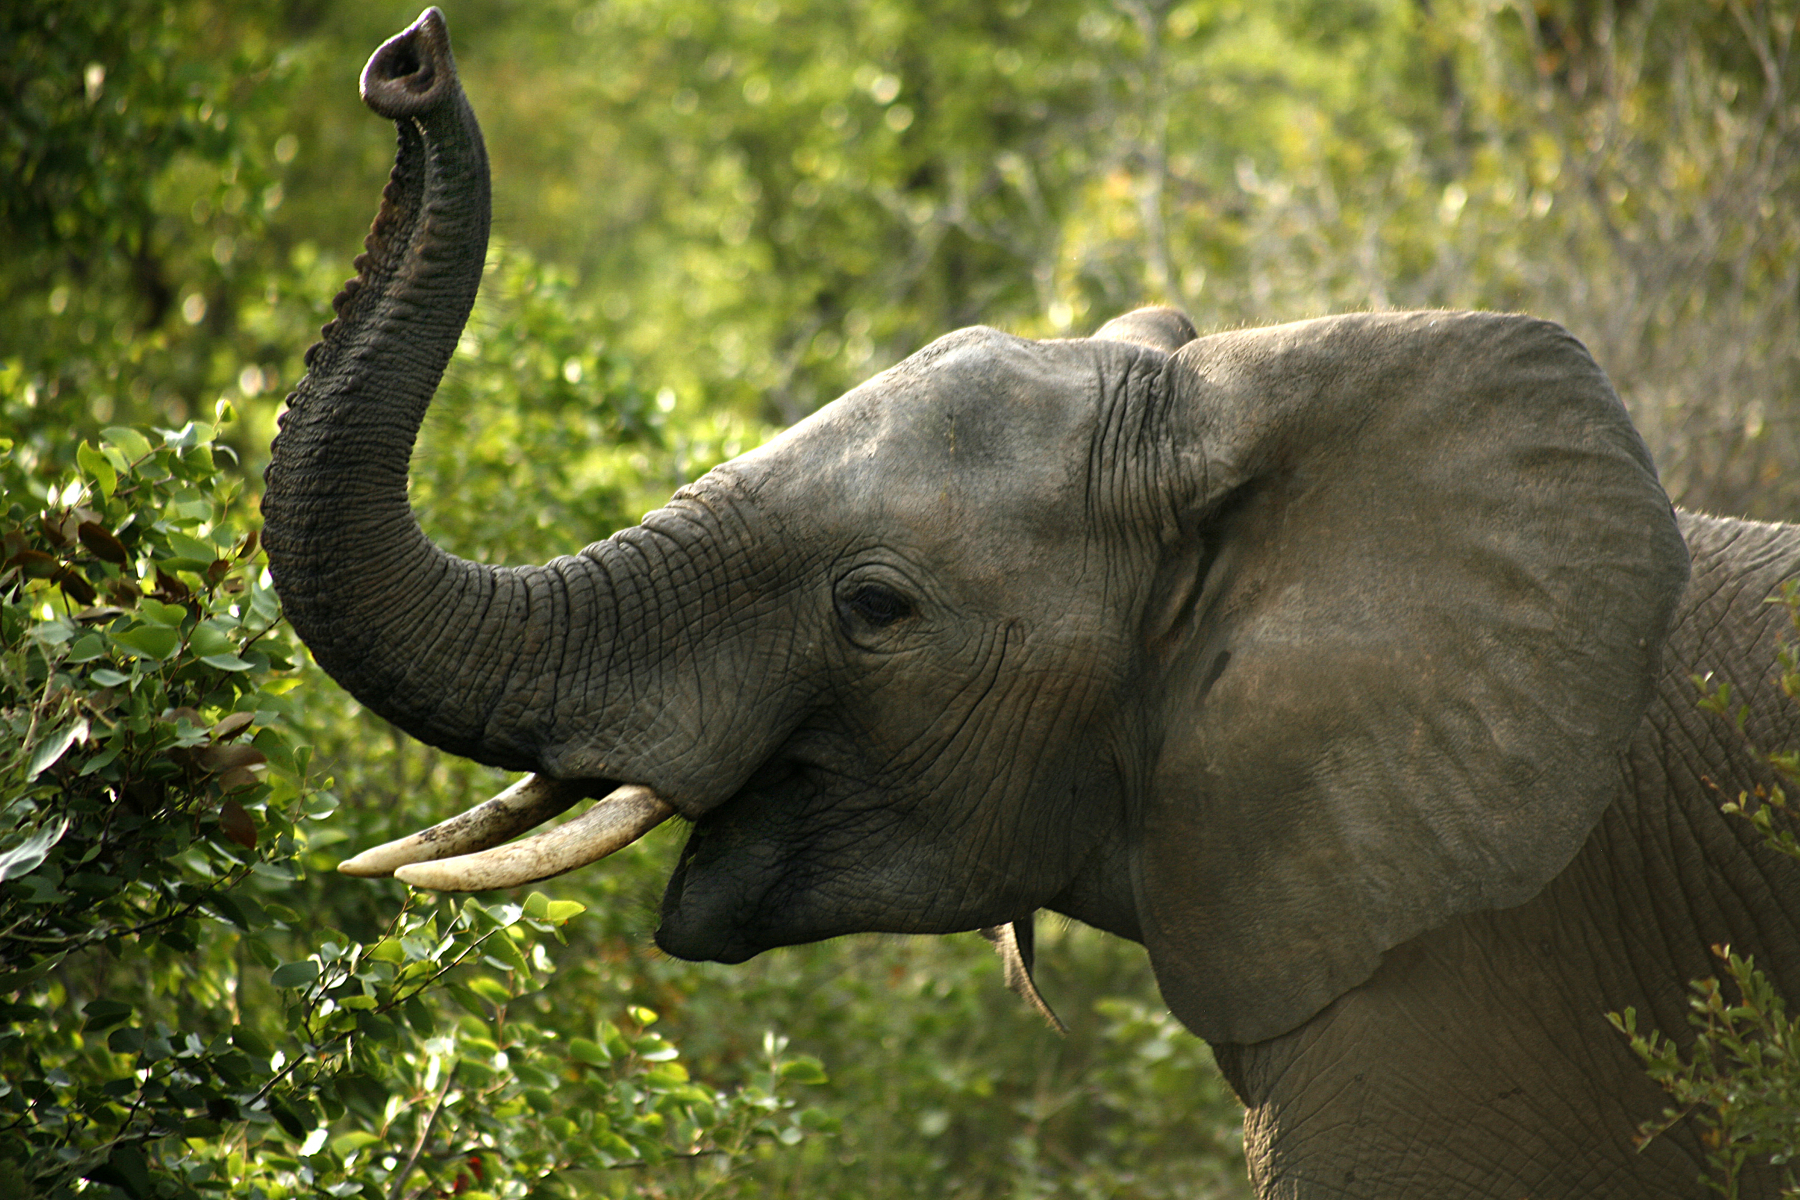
[261,12,1800,1198]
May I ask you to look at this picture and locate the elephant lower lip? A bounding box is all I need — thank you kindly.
[653,917,760,964]
[652,772,807,962]
[654,837,766,964]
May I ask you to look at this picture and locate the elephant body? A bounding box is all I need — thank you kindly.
[263,14,1800,1199]
[1220,511,1800,1197]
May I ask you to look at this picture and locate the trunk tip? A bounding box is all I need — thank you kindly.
[361,7,459,121]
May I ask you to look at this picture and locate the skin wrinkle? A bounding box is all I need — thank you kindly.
[1455,943,1619,1148]
[1266,983,1621,1197]
[892,660,1017,899]
[422,566,502,693]
[400,557,496,682]
[1583,757,1689,1035]
[608,530,676,705]
[887,624,1006,776]
[1091,357,1161,545]
[951,654,1081,911]
[361,548,464,687]
[1029,699,1120,893]
[540,556,601,715]
[1084,354,1159,607]
[1688,751,1793,976]
[1648,753,1744,1019]
[1670,744,1763,962]
[1082,352,1131,533]
[568,540,639,761]
[499,565,558,747]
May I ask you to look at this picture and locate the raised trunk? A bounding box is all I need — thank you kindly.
[261,9,586,769]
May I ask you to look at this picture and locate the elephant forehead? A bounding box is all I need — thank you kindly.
[727,328,1103,525]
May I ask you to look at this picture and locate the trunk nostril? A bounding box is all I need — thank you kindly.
[371,42,425,87]
[361,9,454,120]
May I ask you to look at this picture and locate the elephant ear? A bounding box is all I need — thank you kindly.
[1135,311,1689,1046]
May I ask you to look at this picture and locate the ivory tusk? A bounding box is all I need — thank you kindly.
[336,773,586,878]
[393,784,675,892]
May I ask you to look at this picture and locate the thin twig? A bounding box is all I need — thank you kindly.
[389,1074,455,1200]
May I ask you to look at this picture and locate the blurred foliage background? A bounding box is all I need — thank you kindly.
[2,0,1797,1196]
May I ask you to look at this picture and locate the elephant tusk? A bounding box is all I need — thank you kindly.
[336,773,587,877]
[392,784,676,892]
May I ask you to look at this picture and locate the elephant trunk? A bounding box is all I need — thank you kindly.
[261,9,585,770]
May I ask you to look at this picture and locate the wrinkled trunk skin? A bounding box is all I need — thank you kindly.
[261,10,592,770]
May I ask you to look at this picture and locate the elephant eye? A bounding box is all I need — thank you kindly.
[840,582,913,630]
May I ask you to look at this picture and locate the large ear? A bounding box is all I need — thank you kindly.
[1135,311,1689,1045]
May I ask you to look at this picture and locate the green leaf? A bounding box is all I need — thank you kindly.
[332,1130,381,1155]
[569,1038,611,1066]
[161,529,218,567]
[138,599,190,627]
[188,621,237,655]
[270,1099,308,1139]
[231,1025,272,1057]
[26,720,87,780]
[111,624,180,661]
[103,1144,152,1198]
[0,818,70,881]
[466,975,514,1006]
[485,929,533,976]
[77,440,117,498]
[779,1056,829,1085]
[271,959,321,989]
[76,734,123,777]
[243,936,279,970]
[636,1037,679,1062]
[80,999,134,1033]
[66,633,108,663]
[447,985,489,1019]
[403,995,434,1035]
[102,426,154,462]
[368,938,405,964]
[201,652,254,670]
[544,899,586,923]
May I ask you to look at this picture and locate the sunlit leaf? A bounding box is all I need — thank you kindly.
[77,441,117,498]
[25,721,87,780]
[111,625,179,660]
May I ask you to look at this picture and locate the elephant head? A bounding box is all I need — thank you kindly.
[262,10,1689,1048]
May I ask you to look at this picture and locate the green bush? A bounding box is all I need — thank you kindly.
[0,421,824,1200]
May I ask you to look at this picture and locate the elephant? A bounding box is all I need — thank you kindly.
[260,10,1800,1198]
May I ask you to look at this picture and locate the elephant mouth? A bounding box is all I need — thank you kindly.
[652,755,825,962]
[334,774,678,890]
